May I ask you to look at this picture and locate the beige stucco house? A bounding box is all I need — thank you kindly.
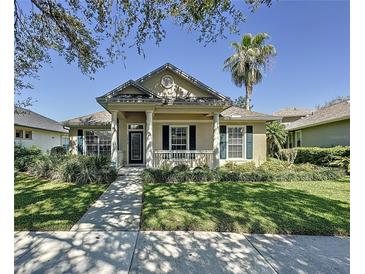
[286,100,350,148]
[63,63,278,168]
[15,107,69,152]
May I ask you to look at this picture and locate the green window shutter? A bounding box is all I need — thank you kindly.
[220,125,227,159]
[189,125,196,150]
[246,126,253,159]
[162,125,169,150]
[77,129,83,155]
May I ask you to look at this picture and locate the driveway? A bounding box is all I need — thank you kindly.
[14,170,350,273]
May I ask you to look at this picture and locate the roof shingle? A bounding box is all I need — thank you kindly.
[63,111,111,126]
[221,106,279,121]
[286,101,350,130]
[15,108,68,133]
[273,108,313,117]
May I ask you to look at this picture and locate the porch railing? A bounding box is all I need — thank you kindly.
[153,150,214,168]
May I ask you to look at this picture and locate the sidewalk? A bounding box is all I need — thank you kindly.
[15,231,349,274]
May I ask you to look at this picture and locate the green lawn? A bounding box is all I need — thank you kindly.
[15,173,109,231]
[142,178,350,235]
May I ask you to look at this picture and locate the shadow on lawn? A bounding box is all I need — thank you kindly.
[142,182,350,235]
[14,173,108,231]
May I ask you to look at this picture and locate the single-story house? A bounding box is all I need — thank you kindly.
[63,63,279,168]
[286,100,350,148]
[14,107,69,152]
[273,108,313,126]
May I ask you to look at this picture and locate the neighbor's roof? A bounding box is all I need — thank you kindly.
[15,107,68,133]
[286,101,350,131]
[221,106,280,121]
[273,107,313,117]
[62,111,111,126]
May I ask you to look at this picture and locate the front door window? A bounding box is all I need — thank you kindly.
[129,131,143,164]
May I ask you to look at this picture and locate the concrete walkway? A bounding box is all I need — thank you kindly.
[71,168,143,231]
[14,170,350,273]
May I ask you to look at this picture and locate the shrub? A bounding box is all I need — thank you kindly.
[223,161,256,172]
[295,146,350,166]
[28,154,117,184]
[14,144,42,171]
[50,146,67,156]
[141,168,171,184]
[330,155,350,174]
[141,158,345,184]
[191,169,215,182]
[171,164,190,173]
[276,148,297,165]
[28,155,61,179]
[193,164,210,171]
[60,155,117,184]
[169,171,193,183]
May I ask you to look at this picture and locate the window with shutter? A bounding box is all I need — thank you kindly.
[189,125,196,150]
[77,129,83,154]
[246,125,253,159]
[220,126,227,159]
[162,125,169,150]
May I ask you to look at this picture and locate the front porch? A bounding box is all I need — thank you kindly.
[110,109,221,169]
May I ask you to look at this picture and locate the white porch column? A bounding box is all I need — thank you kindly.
[146,110,153,168]
[213,113,220,168]
[111,111,118,167]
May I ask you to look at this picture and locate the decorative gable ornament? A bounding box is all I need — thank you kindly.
[161,75,174,89]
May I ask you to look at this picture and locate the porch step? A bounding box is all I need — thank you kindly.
[118,167,145,176]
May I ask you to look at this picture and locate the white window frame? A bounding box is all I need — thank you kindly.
[227,125,246,160]
[169,125,189,151]
[127,123,145,165]
[294,130,302,148]
[83,129,112,156]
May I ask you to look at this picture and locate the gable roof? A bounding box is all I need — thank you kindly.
[273,107,313,117]
[62,111,111,126]
[135,63,231,101]
[286,101,350,131]
[97,80,159,100]
[15,107,68,133]
[221,106,279,121]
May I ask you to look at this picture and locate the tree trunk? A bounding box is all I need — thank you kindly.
[245,84,252,110]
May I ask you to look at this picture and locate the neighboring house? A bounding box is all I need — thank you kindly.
[15,107,69,152]
[63,63,278,168]
[273,108,313,125]
[286,101,350,148]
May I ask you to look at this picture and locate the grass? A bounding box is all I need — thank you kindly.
[15,172,110,231]
[142,178,350,235]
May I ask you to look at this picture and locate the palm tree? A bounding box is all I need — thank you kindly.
[266,121,287,156]
[224,33,276,110]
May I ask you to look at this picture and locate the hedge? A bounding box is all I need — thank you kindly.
[294,146,350,166]
[14,144,42,171]
[141,160,345,184]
